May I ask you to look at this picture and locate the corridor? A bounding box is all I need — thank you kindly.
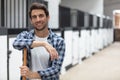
[60,42,120,80]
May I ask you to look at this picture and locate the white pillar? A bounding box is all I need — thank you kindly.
[45,0,61,28]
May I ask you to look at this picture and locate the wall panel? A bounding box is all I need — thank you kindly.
[0,36,7,80]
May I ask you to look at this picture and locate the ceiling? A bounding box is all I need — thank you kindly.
[104,0,120,6]
[104,0,120,18]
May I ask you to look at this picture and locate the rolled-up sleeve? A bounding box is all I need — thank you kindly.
[13,31,34,50]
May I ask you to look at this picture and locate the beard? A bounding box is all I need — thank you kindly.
[34,22,48,31]
[35,25,47,31]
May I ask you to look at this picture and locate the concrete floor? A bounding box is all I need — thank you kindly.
[60,42,120,80]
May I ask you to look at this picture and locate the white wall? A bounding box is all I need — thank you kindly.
[9,37,22,80]
[60,0,103,15]
[0,36,7,80]
[0,0,1,26]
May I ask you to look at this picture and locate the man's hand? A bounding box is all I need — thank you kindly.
[43,42,59,60]
[20,66,31,78]
[20,66,40,79]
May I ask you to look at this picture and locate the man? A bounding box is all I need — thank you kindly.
[13,2,65,80]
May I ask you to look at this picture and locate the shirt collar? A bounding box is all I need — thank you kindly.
[29,28,54,40]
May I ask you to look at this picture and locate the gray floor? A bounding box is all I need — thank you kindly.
[60,42,120,80]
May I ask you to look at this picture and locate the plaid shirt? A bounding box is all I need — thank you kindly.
[13,29,65,80]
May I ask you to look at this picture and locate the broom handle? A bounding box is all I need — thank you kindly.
[22,48,27,80]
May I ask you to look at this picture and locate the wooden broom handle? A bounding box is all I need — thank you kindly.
[22,48,27,80]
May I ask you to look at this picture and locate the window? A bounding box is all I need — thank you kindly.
[77,10,84,27]
[103,18,107,28]
[59,6,71,28]
[0,0,4,27]
[97,16,100,27]
[89,14,93,27]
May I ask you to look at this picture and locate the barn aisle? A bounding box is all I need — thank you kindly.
[60,42,120,80]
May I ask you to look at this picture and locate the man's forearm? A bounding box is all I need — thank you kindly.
[30,40,58,60]
[31,41,45,48]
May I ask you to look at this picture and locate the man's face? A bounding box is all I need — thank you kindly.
[30,9,49,31]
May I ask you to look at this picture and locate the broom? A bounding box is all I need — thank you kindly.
[22,48,27,80]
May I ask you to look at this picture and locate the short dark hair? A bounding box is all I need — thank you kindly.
[29,2,49,18]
